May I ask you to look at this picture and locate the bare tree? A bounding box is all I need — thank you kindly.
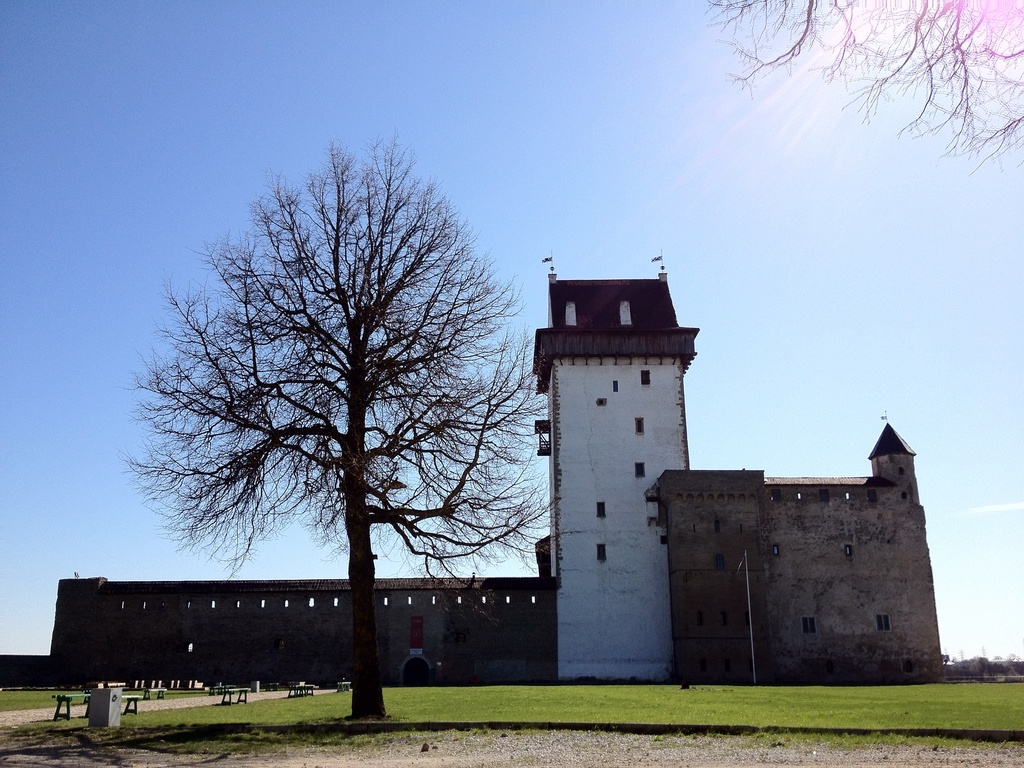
[130,141,545,718]
[712,1,1024,159]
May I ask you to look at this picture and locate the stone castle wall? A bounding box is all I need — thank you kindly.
[659,468,942,684]
[661,470,775,683]
[48,576,557,686]
[760,475,942,683]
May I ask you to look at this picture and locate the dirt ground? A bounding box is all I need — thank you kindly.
[1,692,1021,767]
[1,730,1023,768]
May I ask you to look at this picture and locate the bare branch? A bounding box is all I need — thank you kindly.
[712,1,1024,159]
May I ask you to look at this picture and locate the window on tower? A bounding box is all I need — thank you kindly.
[565,301,577,326]
[635,417,644,434]
[634,462,645,478]
[640,369,651,385]
[596,543,607,561]
[596,501,606,518]
[619,300,632,325]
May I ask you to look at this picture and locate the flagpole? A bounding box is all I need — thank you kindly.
[744,550,757,684]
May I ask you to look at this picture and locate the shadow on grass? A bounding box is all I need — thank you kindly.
[12,723,377,757]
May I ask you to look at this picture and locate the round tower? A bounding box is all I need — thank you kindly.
[868,423,918,504]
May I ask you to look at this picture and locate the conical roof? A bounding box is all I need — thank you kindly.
[868,423,916,459]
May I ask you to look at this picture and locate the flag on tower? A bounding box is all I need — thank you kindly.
[541,256,553,263]
[651,254,663,263]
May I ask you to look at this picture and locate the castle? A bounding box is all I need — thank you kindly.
[7,274,943,686]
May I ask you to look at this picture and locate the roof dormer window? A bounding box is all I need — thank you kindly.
[619,300,632,326]
[565,301,577,326]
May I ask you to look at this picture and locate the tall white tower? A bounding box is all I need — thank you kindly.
[533,273,698,680]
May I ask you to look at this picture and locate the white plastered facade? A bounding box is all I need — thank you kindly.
[548,357,689,680]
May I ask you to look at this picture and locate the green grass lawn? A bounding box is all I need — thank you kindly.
[7,684,1022,732]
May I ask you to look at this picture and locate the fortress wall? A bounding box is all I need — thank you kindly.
[0,655,57,687]
[661,470,775,683]
[660,470,943,684]
[762,480,943,683]
[48,577,556,686]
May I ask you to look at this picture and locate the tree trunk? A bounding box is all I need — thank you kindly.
[347,506,386,717]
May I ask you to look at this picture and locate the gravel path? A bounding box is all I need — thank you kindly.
[0,729,1022,767]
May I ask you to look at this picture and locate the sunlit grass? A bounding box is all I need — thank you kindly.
[381,684,1024,730]
[9,683,1023,731]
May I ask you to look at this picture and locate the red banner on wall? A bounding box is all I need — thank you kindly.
[410,615,423,649]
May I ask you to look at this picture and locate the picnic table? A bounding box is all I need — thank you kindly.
[142,686,167,700]
[208,684,229,696]
[52,692,90,721]
[122,694,142,715]
[220,686,249,705]
[288,683,315,698]
[336,681,351,692]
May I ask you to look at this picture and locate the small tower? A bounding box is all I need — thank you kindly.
[533,273,698,680]
[869,423,919,504]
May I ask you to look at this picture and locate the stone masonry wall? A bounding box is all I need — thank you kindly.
[48,577,556,687]
[660,468,942,684]
[761,478,942,683]
[661,470,774,684]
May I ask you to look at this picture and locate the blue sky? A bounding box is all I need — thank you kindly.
[2,2,1021,661]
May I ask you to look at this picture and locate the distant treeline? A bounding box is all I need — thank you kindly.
[943,655,1024,681]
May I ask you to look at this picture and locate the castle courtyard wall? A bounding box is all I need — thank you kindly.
[660,470,775,683]
[48,576,556,686]
[761,478,942,683]
[659,470,942,684]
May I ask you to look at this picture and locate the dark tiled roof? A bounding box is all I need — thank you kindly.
[868,423,916,459]
[534,277,698,393]
[548,278,678,330]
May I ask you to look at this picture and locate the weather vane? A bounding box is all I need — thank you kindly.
[541,252,554,272]
[651,251,665,272]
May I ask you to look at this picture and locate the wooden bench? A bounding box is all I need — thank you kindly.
[288,683,315,698]
[52,692,90,721]
[220,686,249,705]
[208,684,229,696]
[142,686,167,700]
[122,695,142,715]
[336,681,351,692]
